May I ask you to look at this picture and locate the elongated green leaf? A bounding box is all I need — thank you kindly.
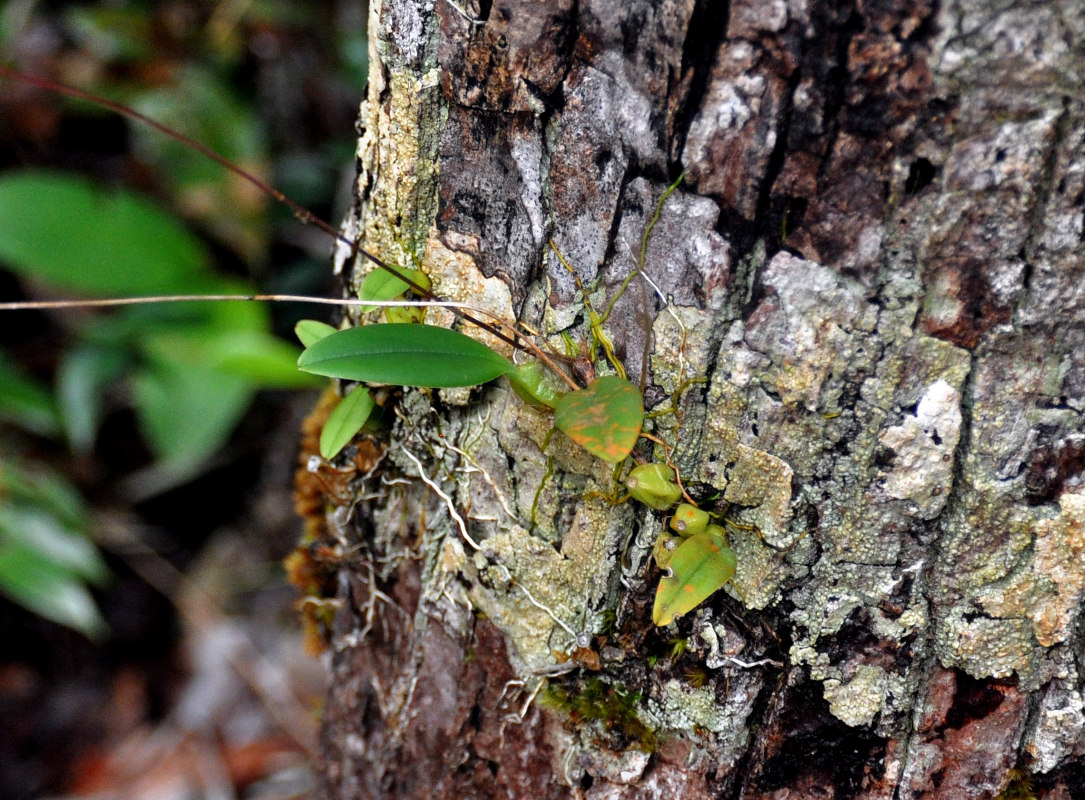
[295,319,338,347]
[0,462,88,531]
[297,323,513,388]
[653,532,736,626]
[0,170,215,295]
[554,376,643,462]
[0,460,108,639]
[0,505,108,584]
[204,330,321,388]
[320,387,376,459]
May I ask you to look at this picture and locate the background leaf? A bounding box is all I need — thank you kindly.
[297,323,512,388]
[132,360,253,471]
[55,344,127,453]
[0,351,60,437]
[0,170,216,295]
[0,461,108,638]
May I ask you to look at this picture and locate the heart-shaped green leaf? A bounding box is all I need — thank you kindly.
[320,386,376,459]
[297,323,513,388]
[554,376,643,462]
[653,531,736,626]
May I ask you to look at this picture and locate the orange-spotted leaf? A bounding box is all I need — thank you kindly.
[653,531,737,626]
[554,375,643,463]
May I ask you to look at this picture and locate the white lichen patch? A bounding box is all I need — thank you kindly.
[698,378,794,548]
[474,527,577,672]
[644,672,760,770]
[656,680,732,733]
[803,565,891,638]
[822,664,889,728]
[878,379,962,517]
[470,495,630,672]
[724,523,791,610]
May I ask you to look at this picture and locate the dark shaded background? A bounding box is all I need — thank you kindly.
[0,2,365,797]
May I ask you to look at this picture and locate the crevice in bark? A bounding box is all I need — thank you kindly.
[673,0,730,159]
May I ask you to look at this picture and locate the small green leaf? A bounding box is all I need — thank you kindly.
[297,323,513,388]
[653,531,737,626]
[624,462,682,510]
[295,319,338,347]
[506,362,566,409]
[669,503,710,537]
[320,387,376,460]
[554,376,643,462]
[359,267,431,312]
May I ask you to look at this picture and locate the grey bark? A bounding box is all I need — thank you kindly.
[307,0,1085,797]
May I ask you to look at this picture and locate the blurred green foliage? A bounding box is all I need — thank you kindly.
[0,0,367,635]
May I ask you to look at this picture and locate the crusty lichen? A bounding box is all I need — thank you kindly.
[822,664,890,728]
[966,492,1085,654]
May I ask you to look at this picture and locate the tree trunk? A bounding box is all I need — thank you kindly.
[301,0,1085,797]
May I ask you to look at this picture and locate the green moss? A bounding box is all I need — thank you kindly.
[540,677,657,751]
[668,637,689,660]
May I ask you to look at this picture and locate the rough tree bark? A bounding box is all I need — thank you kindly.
[299,0,1085,797]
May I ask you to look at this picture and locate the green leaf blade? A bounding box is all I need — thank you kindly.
[653,532,736,626]
[359,267,430,312]
[554,375,643,462]
[297,324,513,388]
[295,319,338,348]
[320,387,376,459]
